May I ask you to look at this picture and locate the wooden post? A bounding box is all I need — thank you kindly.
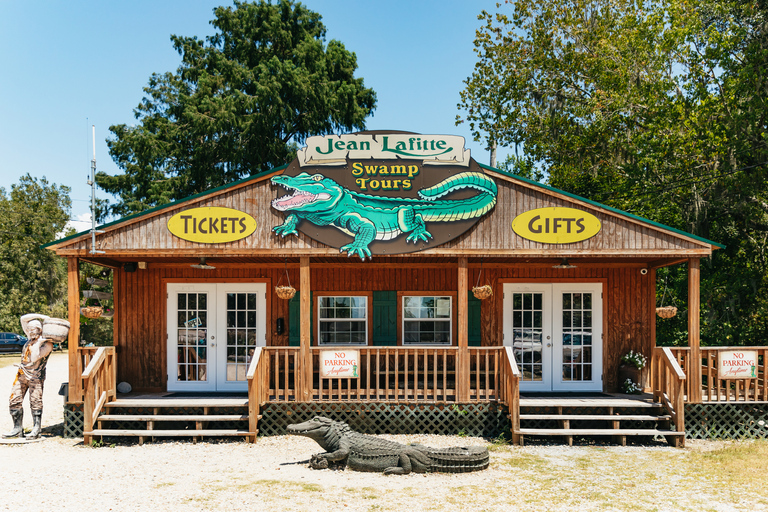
[299,257,312,402]
[649,268,656,394]
[688,258,702,403]
[457,257,469,402]
[67,257,81,403]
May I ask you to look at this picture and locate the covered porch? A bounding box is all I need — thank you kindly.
[62,254,710,447]
[43,150,722,446]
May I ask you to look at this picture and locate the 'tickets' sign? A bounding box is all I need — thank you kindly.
[167,206,257,244]
[320,350,360,378]
[270,132,497,260]
[718,350,758,379]
[511,207,602,244]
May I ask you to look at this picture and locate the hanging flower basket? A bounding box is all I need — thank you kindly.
[275,286,296,300]
[656,306,677,319]
[275,258,296,300]
[472,285,493,300]
[80,306,103,319]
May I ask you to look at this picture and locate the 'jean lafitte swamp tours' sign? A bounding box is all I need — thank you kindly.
[270,132,498,259]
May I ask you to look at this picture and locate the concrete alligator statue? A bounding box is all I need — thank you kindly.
[287,416,490,475]
[271,172,497,260]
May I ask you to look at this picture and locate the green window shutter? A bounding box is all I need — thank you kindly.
[288,292,314,346]
[288,295,300,346]
[372,291,397,346]
[468,291,482,347]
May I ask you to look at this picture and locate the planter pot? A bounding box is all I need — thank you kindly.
[80,306,103,319]
[83,290,112,301]
[472,285,493,300]
[86,276,110,287]
[42,318,71,342]
[275,286,296,300]
[618,364,648,391]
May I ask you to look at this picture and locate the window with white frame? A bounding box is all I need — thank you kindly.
[402,296,452,344]
[318,296,367,345]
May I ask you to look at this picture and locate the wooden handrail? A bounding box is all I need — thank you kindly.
[246,347,262,380]
[82,347,107,379]
[80,347,116,445]
[661,347,686,380]
[246,347,266,442]
[653,347,686,447]
[505,347,521,377]
[500,347,520,444]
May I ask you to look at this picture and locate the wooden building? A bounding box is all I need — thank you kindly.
[47,132,735,446]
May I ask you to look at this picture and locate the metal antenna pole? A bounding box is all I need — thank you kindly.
[88,125,105,254]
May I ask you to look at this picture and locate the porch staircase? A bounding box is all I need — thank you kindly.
[88,398,256,444]
[516,395,685,446]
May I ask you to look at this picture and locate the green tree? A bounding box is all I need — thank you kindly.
[100,0,376,217]
[0,175,71,333]
[459,0,768,345]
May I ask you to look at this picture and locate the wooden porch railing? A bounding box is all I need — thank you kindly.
[665,347,768,402]
[311,347,459,401]
[251,347,506,403]
[81,347,116,444]
[498,347,520,444]
[307,347,505,402]
[652,347,686,446]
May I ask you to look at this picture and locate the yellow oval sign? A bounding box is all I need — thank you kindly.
[167,207,257,244]
[512,207,601,244]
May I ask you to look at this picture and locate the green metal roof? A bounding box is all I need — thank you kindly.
[43,164,288,249]
[478,162,724,249]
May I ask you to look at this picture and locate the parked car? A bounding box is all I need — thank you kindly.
[0,332,27,353]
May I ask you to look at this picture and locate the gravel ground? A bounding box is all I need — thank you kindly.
[1,354,767,512]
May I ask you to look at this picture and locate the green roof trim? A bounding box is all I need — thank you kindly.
[43,163,289,249]
[479,162,725,250]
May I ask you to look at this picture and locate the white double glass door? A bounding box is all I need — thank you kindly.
[167,283,266,392]
[503,283,603,392]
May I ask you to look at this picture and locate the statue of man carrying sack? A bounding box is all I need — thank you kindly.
[3,314,54,439]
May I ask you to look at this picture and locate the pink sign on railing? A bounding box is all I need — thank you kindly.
[718,350,758,379]
[320,350,360,378]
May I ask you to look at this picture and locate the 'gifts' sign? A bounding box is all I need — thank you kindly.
[320,350,360,378]
[718,350,758,379]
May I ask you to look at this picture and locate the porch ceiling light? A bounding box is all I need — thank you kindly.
[191,257,216,270]
[552,258,577,269]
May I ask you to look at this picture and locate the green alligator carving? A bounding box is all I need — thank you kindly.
[287,416,490,475]
[271,171,497,259]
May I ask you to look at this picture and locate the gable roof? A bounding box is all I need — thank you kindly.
[477,163,723,250]
[45,162,721,257]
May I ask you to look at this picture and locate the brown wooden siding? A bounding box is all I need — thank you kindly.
[52,172,710,257]
[115,263,651,392]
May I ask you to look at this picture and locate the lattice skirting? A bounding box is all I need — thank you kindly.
[64,403,84,438]
[686,403,768,439]
[259,402,510,438]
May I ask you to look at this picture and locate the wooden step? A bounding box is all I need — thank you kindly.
[98,414,249,422]
[516,428,684,436]
[104,398,248,408]
[88,429,253,437]
[521,414,670,421]
[520,399,662,409]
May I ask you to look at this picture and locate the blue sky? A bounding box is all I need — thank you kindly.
[0,1,511,227]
